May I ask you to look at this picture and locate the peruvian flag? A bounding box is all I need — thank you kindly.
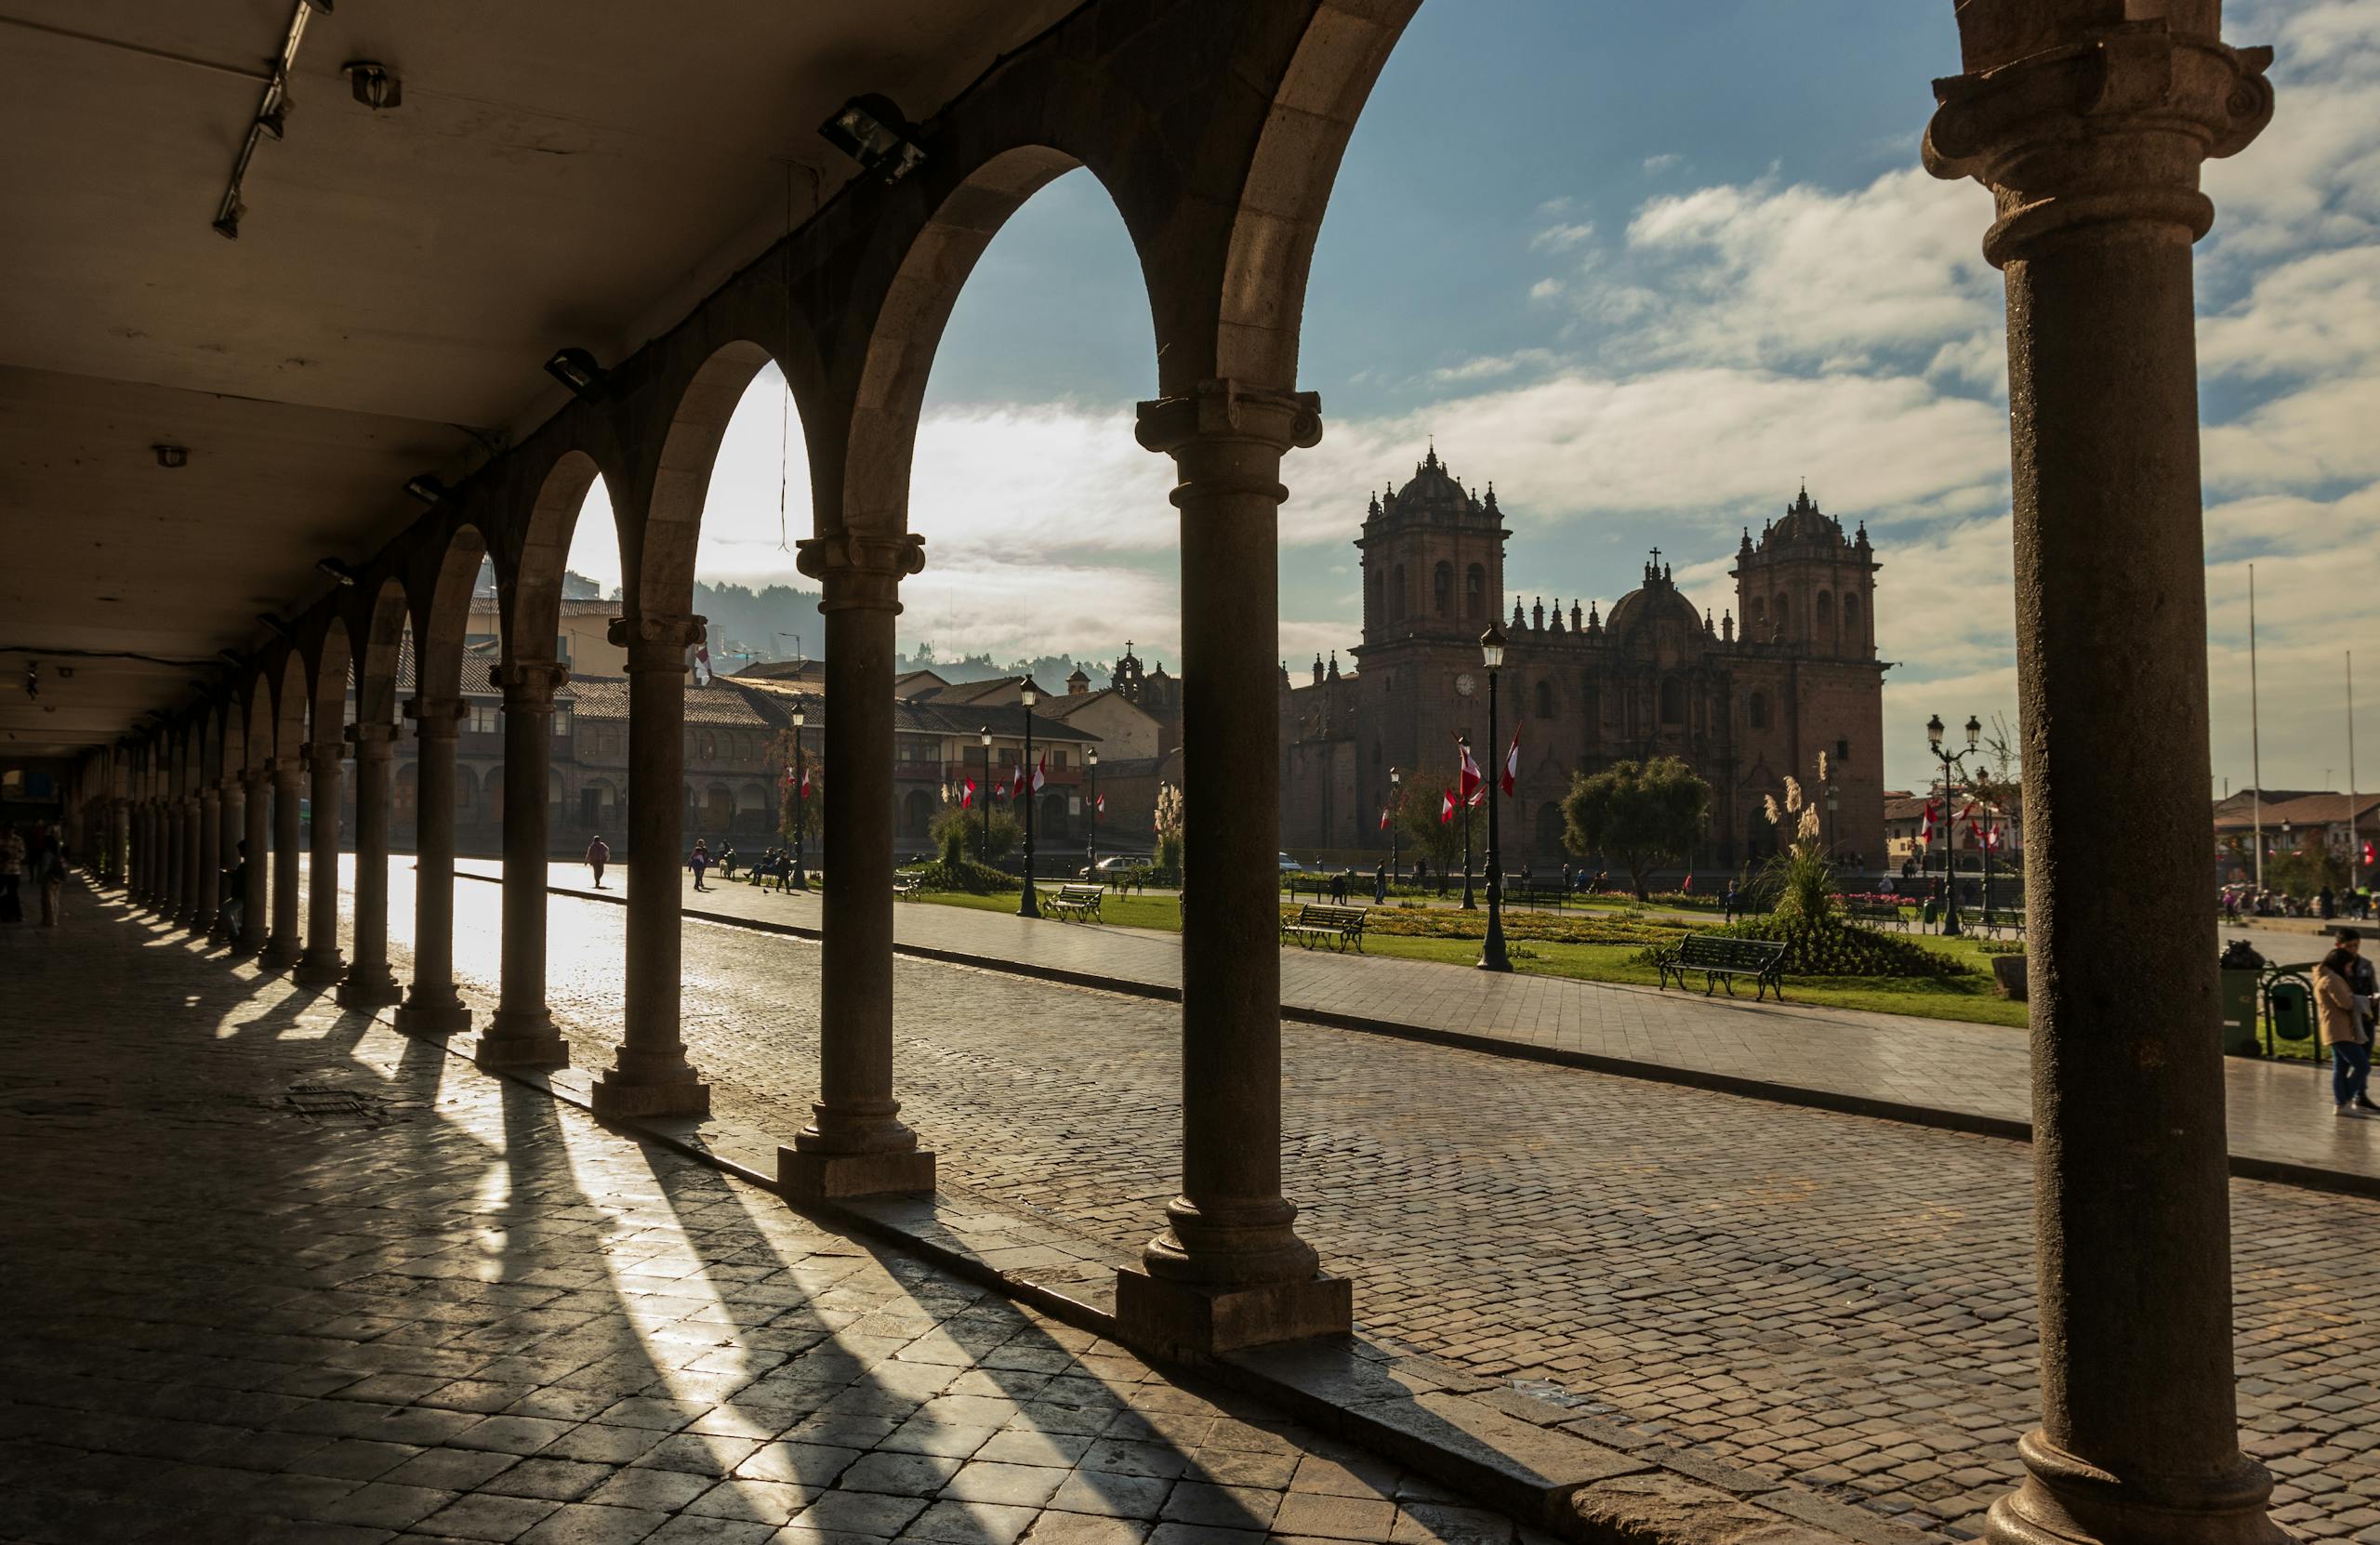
[1011,764,1028,802]
[1986,821,2003,851]
[1919,799,1938,842]
[782,764,795,789]
[1439,787,1456,825]
[1962,801,1981,842]
[960,778,975,809]
[1032,752,1047,794]
[800,766,813,798]
[1683,874,1694,893]
[1501,727,1520,797]
[1095,793,1106,814]
[692,629,714,687]
[1378,806,1392,832]
[1458,740,1483,805]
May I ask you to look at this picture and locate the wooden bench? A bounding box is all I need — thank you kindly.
[1505,885,1568,910]
[1281,903,1368,952]
[1043,883,1104,922]
[1281,873,1335,901]
[1972,906,2025,940]
[1847,900,1907,931]
[1655,934,1788,1001]
[892,874,922,901]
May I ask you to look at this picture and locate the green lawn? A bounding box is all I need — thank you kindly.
[905,885,2029,1029]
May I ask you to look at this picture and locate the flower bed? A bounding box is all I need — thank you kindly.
[1633,917,1974,979]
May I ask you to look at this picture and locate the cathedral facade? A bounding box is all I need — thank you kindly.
[1280,448,1888,874]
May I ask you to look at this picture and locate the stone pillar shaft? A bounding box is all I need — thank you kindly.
[163,797,186,925]
[1925,13,2279,1545]
[396,699,470,1034]
[779,534,933,1198]
[1116,380,1348,1354]
[180,795,204,929]
[480,661,571,1069]
[297,742,346,984]
[238,772,269,953]
[262,759,305,967]
[591,616,708,1118]
[197,787,221,941]
[338,726,403,1007]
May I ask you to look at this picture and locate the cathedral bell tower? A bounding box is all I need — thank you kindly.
[1730,485,1878,658]
[1355,445,1510,655]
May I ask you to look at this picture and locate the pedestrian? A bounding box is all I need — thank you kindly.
[1561,860,1573,894]
[221,839,249,942]
[1724,878,1740,924]
[1373,860,1387,905]
[586,833,610,889]
[719,842,738,881]
[689,839,712,892]
[1329,869,1347,905]
[2318,932,2375,1117]
[0,824,23,925]
[33,825,64,927]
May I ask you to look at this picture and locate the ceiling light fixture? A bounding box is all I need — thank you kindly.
[212,0,328,238]
[343,59,400,111]
[218,649,247,668]
[152,443,189,469]
[544,348,609,401]
[257,612,297,640]
[818,95,926,184]
[316,557,360,587]
[404,474,448,506]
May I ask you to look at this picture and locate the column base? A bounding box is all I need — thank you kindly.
[590,1068,710,1120]
[394,994,473,1037]
[336,970,403,1010]
[1985,1434,2283,1545]
[776,1146,936,1201]
[1114,1266,1351,1358]
[475,1010,571,1072]
[258,940,303,971]
[293,950,346,987]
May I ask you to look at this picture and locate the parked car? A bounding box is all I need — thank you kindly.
[1078,855,1140,879]
[1278,852,1302,873]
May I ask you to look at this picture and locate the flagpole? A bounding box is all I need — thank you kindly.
[2349,649,2361,901]
[2250,564,2263,891]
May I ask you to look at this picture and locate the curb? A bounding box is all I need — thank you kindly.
[455,871,2380,1202]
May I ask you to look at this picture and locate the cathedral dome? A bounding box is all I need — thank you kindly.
[1766,484,1844,548]
[1390,444,1474,513]
[1605,555,1702,638]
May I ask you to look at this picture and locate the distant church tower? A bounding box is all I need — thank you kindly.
[1732,485,1877,658]
[1355,445,1510,649]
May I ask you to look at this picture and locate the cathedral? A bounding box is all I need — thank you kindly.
[1279,447,1888,874]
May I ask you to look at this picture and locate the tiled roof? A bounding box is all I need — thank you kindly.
[563,676,789,729]
[893,700,1096,743]
[2214,792,2380,830]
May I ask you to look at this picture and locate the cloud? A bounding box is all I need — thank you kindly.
[1529,221,1597,252]
[1642,152,1683,177]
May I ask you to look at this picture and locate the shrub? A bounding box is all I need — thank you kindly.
[906,858,1019,894]
[1633,917,1974,979]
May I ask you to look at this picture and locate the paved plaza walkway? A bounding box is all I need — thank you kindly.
[248,860,2380,1540]
[459,860,2379,1193]
[0,887,1540,1545]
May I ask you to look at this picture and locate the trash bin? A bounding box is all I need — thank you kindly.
[2267,976,2317,1056]
[2218,940,2265,1056]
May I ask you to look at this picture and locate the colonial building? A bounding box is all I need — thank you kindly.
[1282,449,1888,872]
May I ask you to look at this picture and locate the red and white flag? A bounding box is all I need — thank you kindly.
[1458,740,1483,805]
[1095,793,1106,814]
[1919,800,1938,842]
[800,766,813,798]
[960,777,975,809]
[1012,764,1028,802]
[1501,727,1520,797]
[1378,806,1392,832]
[692,629,714,688]
[1439,788,1456,825]
[1032,752,1047,794]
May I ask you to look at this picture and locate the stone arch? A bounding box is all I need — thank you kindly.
[264,650,308,761]
[236,669,274,773]
[407,524,490,706]
[842,146,1158,541]
[635,341,787,619]
[1534,680,1556,720]
[901,787,932,839]
[509,446,626,667]
[1433,561,1452,616]
[1815,590,1834,635]
[1215,0,1427,389]
[304,614,353,746]
[350,576,412,732]
[1748,595,1765,626]
[702,782,734,833]
[1466,563,1486,620]
[1749,691,1769,730]
[1843,590,1862,643]
[1393,563,1408,619]
[1773,592,1792,633]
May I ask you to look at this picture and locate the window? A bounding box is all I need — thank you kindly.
[1534,680,1555,720]
[1434,561,1453,616]
[1659,677,1686,725]
[697,730,718,760]
[1051,747,1070,768]
[1394,564,1408,619]
[1774,593,1792,632]
[896,735,937,766]
[468,703,498,733]
[1748,596,1765,624]
[1749,692,1768,730]
[557,633,573,663]
[552,706,573,738]
[1466,564,1486,619]
[1844,593,1861,638]
[1368,569,1382,621]
[1816,591,1834,632]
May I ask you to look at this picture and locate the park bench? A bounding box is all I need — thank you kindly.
[1281,903,1368,952]
[1282,873,1338,901]
[1973,905,2025,940]
[1655,934,1789,1001]
[1043,883,1104,922]
[1847,900,1908,931]
[892,874,922,901]
[1505,884,1568,910]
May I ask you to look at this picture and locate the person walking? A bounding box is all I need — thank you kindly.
[689,839,712,892]
[221,839,248,943]
[1724,878,1740,925]
[2317,931,2375,1117]
[0,823,23,925]
[33,824,65,927]
[1373,860,1387,905]
[586,834,610,889]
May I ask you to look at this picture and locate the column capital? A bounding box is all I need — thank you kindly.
[404,695,467,740]
[267,757,305,788]
[491,659,572,708]
[796,531,925,614]
[1135,379,1323,460]
[303,739,346,769]
[240,765,271,791]
[607,614,707,672]
[346,720,402,754]
[1924,9,2273,267]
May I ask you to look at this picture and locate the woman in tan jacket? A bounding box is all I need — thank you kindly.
[2317,933,2373,1116]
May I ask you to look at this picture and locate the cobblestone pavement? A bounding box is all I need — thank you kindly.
[252,862,2380,1540]
[456,859,2380,1188]
[0,883,1532,1545]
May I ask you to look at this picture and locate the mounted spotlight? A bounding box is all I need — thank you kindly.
[218,649,248,668]
[343,59,400,111]
[818,94,925,184]
[258,97,291,139]
[152,443,189,469]
[316,557,360,588]
[544,348,609,401]
[258,613,298,640]
[404,474,448,505]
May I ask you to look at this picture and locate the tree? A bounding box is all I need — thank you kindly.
[1561,757,1711,902]
[1389,782,1464,875]
[1154,782,1185,878]
[2268,835,2348,899]
[930,799,1017,865]
[768,729,823,846]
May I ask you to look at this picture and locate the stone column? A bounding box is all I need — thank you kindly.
[395,697,471,1034]
[1116,380,1349,1354]
[778,533,934,1199]
[296,739,347,985]
[590,614,709,1118]
[478,660,572,1070]
[162,796,185,925]
[1925,12,2278,1545]
[112,799,129,891]
[134,798,155,906]
[179,794,204,930]
[239,769,269,955]
[260,758,305,969]
[214,778,243,944]
[337,723,403,1007]
[197,786,221,942]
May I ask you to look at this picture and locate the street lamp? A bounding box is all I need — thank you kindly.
[1925,711,1981,936]
[1388,765,1402,884]
[789,702,810,891]
[977,726,992,865]
[1018,683,1040,918]
[1085,746,1099,878]
[1459,736,1476,911]
[1479,623,1511,972]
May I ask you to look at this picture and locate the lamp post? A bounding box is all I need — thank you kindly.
[789,702,809,891]
[1925,711,1981,937]
[1459,737,1475,911]
[1388,765,1402,883]
[1018,683,1040,918]
[1085,746,1099,878]
[1479,624,1511,972]
[977,726,991,865]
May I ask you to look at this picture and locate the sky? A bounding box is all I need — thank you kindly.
[564,0,2380,798]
